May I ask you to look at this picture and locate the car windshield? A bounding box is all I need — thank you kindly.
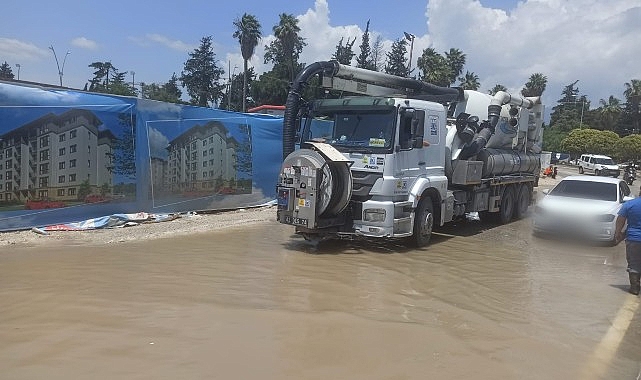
[549,180,618,201]
[595,158,615,165]
[303,110,396,151]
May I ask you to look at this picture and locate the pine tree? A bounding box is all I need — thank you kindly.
[384,39,408,77]
[356,20,374,69]
[180,36,225,107]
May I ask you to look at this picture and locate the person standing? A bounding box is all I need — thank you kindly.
[615,186,641,295]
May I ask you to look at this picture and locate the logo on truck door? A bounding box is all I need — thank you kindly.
[430,116,438,136]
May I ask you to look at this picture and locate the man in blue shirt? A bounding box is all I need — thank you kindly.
[615,186,641,295]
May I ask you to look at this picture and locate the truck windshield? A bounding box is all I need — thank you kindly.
[303,109,396,152]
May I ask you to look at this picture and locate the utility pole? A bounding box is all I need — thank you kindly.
[15,63,20,80]
[49,46,70,87]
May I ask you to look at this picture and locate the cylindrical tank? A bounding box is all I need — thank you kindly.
[477,148,540,177]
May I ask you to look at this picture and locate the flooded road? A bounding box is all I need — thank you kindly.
[1,216,640,379]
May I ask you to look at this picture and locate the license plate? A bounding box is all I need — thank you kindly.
[284,215,308,227]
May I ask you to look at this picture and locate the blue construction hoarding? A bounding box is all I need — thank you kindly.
[0,82,283,231]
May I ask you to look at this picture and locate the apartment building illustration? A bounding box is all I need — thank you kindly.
[162,121,239,194]
[0,109,116,203]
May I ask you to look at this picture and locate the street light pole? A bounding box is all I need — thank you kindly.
[15,63,20,80]
[49,46,70,87]
[403,32,415,77]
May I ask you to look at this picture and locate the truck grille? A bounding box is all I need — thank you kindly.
[351,170,383,201]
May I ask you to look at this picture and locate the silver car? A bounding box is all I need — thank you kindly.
[533,175,633,242]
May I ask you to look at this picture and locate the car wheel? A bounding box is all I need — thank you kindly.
[579,166,584,174]
[410,196,434,248]
[514,184,531,219]
[498,186,516,224]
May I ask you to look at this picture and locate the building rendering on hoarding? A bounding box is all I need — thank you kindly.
[0,109,115,203]
[164,121,238,194]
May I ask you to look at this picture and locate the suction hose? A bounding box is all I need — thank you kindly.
[282,61,338,160]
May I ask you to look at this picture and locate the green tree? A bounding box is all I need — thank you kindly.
[356,20,374,69]
[233,13,262,112]
[616,134,641,161]
[561,128,619,157]
[112,113,136,180]
[596,96,622,131]
[221,68,256,112]
[458,71,480,90]
[370,34,385,71]
[87,61,136,96]
[265,13,306,83]
[541,126,568,153]
[489,84,507,95]
[622,79,641,134]
[549,80,581,127]
[445,48,466,85]
[0,61,15,79]
[416,47,451,86]
[141,73,183,104]
[384,38,408,77]
[521,73,547,97]
[252,68,291,106]
[180,36,225,107]
[78,179,92,200]
[332,37,356,65]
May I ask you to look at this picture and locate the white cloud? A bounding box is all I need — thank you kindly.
[425,0,641,104]
[297,0,363,65]
[71,37,98,50]
[0,38,48,61]
[135,34,195,52]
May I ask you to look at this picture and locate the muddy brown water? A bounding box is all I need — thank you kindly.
[1,217,639,379]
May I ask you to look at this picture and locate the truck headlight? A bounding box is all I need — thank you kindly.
[364,208,386,222]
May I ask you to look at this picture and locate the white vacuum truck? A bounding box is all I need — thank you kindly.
[276,61,544,247]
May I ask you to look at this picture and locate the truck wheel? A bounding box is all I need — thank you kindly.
[478,210,497,224]
[411,197,434,248]
[514,184,531,219]
[498,186,515,224]
[578,166,584,174]
[595,169,600,176]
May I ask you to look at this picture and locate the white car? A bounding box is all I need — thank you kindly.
[578,154,620,177]
[533,175,633,242]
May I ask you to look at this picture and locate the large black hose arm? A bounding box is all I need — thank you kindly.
[282,61,337,160]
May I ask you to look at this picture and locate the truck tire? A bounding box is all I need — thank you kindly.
[579,166,584,174]
[498,186,515,224]
[411,196,434,248]
[514,184,531,219]
[595,169,600,176]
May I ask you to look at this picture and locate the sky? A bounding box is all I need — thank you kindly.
[1,0,640,114]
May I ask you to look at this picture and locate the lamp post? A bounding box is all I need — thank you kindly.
[572,94,585,128]
[15,64,20,80]
[48,46,70,87]
[403,32,415,76]
[227,63,237,111]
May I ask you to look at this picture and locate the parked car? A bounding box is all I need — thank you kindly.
[577,154,620,177]
[533,175,633,243]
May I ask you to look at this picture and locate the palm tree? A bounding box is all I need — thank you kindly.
[624,79,641,133]
[274,13,302,83]
[458,71,480,90]
[521,73,547,97]
[445,48,466,86]
[233,13,262,112]
[489,84,507,95]
[598,96,622,131]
